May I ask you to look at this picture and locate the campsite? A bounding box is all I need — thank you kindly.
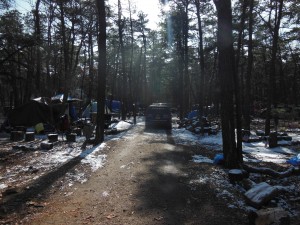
[1,0,300,224]
[0,108,300,224]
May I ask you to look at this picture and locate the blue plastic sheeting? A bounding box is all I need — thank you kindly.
[82,100,121,118]
[213,154,224,165]
[106,100,121,113]
[287,154,300,166]
[187,110,199,119]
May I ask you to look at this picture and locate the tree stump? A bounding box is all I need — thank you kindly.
[25,132,35,142]
[228,169,249,183]
[14,126,26,132]
[248,207,290,225]
[40,142,53,150]
[66,133,76,142]
[268,132,278,148]
[48,134,58,142]
[256,130,265,137]
[10,131,24,142]
[83,124,94,140]
[242,129,250,142]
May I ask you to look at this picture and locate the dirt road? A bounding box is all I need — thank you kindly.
[14,123,247,225]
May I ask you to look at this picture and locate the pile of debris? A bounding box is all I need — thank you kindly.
[227,166,300,225]
[177,116,219,135]
[4,119,134,152]
[241,129,295,148]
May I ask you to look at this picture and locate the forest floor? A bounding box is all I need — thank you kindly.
[0,117,299,224]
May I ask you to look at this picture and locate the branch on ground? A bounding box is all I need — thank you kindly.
[242,164,300,178]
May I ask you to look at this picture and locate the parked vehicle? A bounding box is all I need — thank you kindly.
[145,103,172,129]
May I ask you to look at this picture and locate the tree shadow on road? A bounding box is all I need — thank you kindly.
[132,133,248,225]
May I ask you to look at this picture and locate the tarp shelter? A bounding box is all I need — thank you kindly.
[106,99,121,113]
[7,100,64,127]
[32,97,51,105]
[51,94,81,121]
[82,101,111,118]
[51,94,82,103]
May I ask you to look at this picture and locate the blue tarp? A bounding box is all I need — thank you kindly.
[287,153,300,166]
[187,110,199,119]
[82,100,121,118]
[213,154,224,165]
[106,100,121,113]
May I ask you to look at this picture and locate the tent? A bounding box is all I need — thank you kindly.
[32,97,51,105]
[7,100,65,127]
[51,94,82,103]
[82,101,111,118]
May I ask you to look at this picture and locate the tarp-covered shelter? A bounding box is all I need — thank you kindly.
[82,101,111,118]
[106,99,121,113]
[51,94,82,103]
[7,100,65,127]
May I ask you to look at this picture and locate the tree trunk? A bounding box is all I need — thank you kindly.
[278,48,286,103]
[177,40,184,120]
[88,31,95,101]
[94,0,107,144]
[34,0,41,96]
[291,50,299,105]
[244,0,254,131]
[265,0,284,135]
[214,0,242,168]
[128,0,134,115]
[235,0,247,129]
[59,1,70,104]
[118,0,127,120]
[183,1,189,113]
[46,2,54,97]
[194,0,205,116]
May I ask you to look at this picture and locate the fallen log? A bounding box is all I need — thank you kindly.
[242,164,300,178]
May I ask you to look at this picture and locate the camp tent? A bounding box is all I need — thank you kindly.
[7,99,65,127]
[8,100,52,127]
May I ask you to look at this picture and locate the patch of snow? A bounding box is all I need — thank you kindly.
[175,127,300,214]
[80,143,107,172]
[102,191,109,197]
[229,169,243,175]
[0,183,7,190]
[120,162,134,169]
[66,172,87,186]
[243,142,296,164]
[190,176,209,184]
[289,133,300,142]
[0,141,108,189]
[172,128,222,150]
[114,121,133,131]
[192,155,213,164]
[172,128,202,145]
[190,167,250,211]
[174,127,297,164]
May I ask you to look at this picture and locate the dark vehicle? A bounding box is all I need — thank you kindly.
[145,103,172,129]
